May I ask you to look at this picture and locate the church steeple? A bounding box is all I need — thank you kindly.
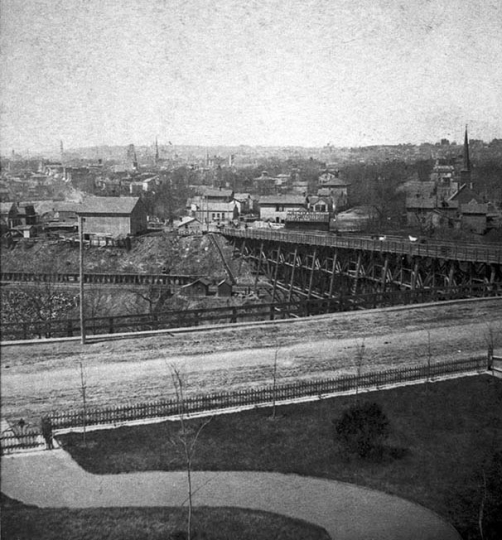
[462,125,470,172]
[460,125,471,186]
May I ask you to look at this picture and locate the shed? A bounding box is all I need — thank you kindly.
[16,224,37,238]
[180,278,211,297]
[217,279,233,297]
[176,216,203,234]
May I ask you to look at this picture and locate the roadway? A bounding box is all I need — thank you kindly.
[1,297,501,423]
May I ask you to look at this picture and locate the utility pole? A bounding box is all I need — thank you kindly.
[79,215,86,344]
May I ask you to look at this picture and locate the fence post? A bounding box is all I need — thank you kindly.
[487,341,494,371]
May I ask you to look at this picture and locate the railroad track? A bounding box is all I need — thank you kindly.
[0,271,198,287]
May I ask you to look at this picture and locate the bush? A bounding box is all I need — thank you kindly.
[333,401,389,458]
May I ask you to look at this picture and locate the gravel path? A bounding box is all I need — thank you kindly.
[2,449,461,540]
[2,298,501,421]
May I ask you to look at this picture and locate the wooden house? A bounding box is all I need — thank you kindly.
[176,216,203,234]
[75,197,147,237]
[258,195,307,224]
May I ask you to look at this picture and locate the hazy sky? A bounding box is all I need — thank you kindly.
[1,0,501,153]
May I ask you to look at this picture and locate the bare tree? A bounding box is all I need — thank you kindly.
[1,255,77,337]
[271,347,279,419]
[170,365,212,540]
[77,360,88,449]
[485,324,497,372]
[426,331,432,395]
[354,339,366,398]
[83,288,110,319]
[2,281,77,337]
[126,285,164,314]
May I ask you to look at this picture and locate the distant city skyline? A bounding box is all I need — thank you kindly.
[1,0,501,154]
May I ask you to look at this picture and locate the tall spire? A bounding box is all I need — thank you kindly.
[460,124,472,187]
[462,124,470,172]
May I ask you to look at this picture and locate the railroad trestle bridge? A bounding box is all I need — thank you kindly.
[220,228,502,302]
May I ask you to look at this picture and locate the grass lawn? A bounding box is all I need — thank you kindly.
[0,495,329,540]
[60,375,502,540]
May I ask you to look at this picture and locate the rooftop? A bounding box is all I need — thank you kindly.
[76,197,140,215]
[259,195,307,205]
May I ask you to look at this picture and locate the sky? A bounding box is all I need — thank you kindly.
[1,0,502,154]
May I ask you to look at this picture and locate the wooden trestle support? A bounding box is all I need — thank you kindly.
[221,229,502,303]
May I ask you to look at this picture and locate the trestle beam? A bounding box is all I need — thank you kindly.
[229,235,502,300]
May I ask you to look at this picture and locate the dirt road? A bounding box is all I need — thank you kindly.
[2,298,501,422]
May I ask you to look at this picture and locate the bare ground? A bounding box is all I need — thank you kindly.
[1,298,501,423]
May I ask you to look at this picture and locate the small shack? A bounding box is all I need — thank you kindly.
[217,279,233,297]
[176,216,203,235]
[180,278,211,297]
[16,224,37,238]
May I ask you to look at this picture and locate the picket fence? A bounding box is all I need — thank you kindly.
[49,356,487,431]
[0,428,44,454]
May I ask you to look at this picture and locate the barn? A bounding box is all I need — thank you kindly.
[75,197,147,237]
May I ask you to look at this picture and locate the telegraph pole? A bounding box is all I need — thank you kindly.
[78,215,86,344]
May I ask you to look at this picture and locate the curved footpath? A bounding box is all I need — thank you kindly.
[2,449,461,540]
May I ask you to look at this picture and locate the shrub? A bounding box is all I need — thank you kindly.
[333,401,389,458]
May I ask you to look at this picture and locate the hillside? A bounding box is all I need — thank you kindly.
[0,233,256,319]
[1,232,251,280]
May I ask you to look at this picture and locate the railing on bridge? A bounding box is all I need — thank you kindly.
[1,283,499,341]
[220,228,502,264]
